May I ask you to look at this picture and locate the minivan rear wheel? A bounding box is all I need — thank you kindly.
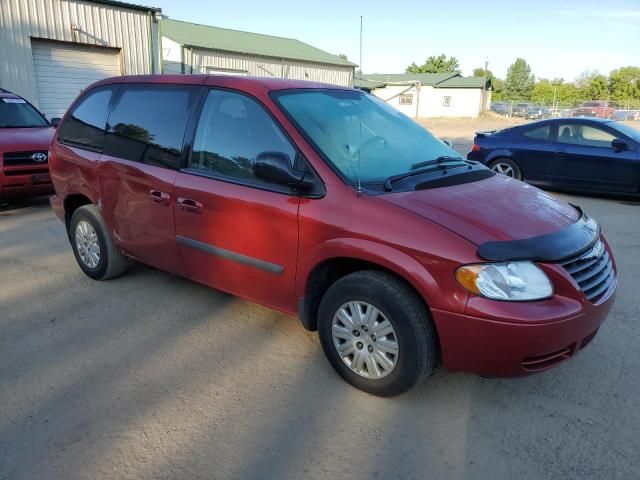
[317,270,438,396]
[69,205,127,280]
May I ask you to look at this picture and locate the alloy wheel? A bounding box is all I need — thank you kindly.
[492,162,515,177]
[331,301,399,379]
[75,220,101,268]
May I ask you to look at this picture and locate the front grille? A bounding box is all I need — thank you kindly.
[2,151,48,166]
[559,240,614,302]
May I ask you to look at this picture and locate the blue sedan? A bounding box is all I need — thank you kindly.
[467,118,640,194]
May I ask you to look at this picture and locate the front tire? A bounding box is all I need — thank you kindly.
[318,271,438,396]
[489,158,523,180]
[69,205,127,280]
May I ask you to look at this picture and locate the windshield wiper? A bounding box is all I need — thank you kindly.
[384,157,469,191]
[410,155,465,170]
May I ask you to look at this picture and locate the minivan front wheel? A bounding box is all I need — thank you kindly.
[318,271,438,396]
[69,205,127,280]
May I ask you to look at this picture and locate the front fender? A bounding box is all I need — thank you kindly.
[297,237,468,313]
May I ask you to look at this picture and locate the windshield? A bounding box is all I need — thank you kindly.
[0,98,49,128]
[273,89,459,183]
[612,121,640,143]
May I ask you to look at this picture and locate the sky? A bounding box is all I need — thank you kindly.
[151,0,640,81]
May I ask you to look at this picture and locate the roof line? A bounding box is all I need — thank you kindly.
[85,0,161,12]
[166,18,305,44]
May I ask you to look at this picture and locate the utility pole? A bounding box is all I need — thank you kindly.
[359,16,363,76]
[482,58,489,111]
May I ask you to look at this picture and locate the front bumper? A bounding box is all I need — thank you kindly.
[431,277,616,377]
[0,168,53,200]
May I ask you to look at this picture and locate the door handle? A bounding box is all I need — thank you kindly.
[150,189,171,205]
[177,197,203,214]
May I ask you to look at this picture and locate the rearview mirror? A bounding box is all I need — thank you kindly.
[254,151,313,191]
[50,117,62,127]
[611,138,628,152]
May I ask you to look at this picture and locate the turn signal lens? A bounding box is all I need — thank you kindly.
[455,262,553,301]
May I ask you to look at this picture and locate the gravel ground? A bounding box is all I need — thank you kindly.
[1,175,639,478]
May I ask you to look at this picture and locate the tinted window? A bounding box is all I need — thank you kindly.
[188,90,296,186]
[0,98,49,128]
[103,85,198,169]
[58,86,115,151]
[523,125,550,141]
[557,124,616,148]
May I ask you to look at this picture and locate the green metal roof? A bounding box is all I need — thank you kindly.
[353,78,386,90]
[436,76,490,89]
[162,19,356,68]
[362,73,458,85]
[361,73,490,89]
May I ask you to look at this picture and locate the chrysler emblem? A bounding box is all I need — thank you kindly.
[32,152,47,163]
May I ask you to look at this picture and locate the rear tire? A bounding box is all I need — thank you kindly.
[317,270,438,397]
[489,158,522,180]
[69,205,127,280]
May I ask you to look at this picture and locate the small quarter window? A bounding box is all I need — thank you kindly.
[57,85,116,152]
[523,125,551,141]
[399,94,413,105]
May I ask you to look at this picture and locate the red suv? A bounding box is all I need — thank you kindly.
[0,89,55,202]
[49,75,617,396]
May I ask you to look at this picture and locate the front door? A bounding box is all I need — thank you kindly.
[98,83,200,275]
[553,122,638,193]
[174,89,300,312]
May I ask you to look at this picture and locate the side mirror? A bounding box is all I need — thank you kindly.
[441,139,453,148]
[254,151,313,191]
[611,138,628,152]
[50,117,62,127]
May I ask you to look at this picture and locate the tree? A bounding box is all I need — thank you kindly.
[531,79,554,104]
[575,71,609,100]
[609,66,640,107]
[472,67,504,100]
[338,53,349,61]
[406,54,460,74]
[504,58,535,100]
[473,67,494,79]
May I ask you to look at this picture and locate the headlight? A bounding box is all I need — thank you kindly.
[455,262,553,301]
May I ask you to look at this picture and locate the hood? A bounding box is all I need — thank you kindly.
[0,127,55,153]
[380,174,580,245]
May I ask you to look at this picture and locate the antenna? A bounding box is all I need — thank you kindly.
[359,16,363,75]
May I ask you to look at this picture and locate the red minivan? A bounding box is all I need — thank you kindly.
[49,75,617,396]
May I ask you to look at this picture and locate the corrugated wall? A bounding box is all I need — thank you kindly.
[0,0,154,106]
[185,47,354,87]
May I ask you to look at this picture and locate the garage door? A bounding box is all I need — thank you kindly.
[31,40,121,119]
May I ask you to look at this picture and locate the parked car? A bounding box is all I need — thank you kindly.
[50,76,616,396]
[573,101,615,119]
[0,88,55,202]
[524,106,549,120]
[467,117,640,195]
[491,101,509,115]
[512,102,533,117]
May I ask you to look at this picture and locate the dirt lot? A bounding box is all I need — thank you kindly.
[1,121,639,479]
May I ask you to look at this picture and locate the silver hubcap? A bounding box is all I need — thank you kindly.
[492,162,515,177]
[75,220,100,268]
[332,301,399,379]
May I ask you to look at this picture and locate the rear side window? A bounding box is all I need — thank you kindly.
[58,86,115,151]
[103,84,199,169]
[522,125,551,141]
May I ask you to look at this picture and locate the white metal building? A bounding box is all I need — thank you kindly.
[161,19,356,87]
[0,0,161,118]
[357,73,492,118]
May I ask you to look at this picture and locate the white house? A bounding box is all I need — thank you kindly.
[356,73,492,118]
[161,19,356,87]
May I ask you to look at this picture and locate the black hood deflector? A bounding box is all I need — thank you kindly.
[478,206,600,263]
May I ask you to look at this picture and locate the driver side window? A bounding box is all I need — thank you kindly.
[557,124,616,148]
[188,90,296,187]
